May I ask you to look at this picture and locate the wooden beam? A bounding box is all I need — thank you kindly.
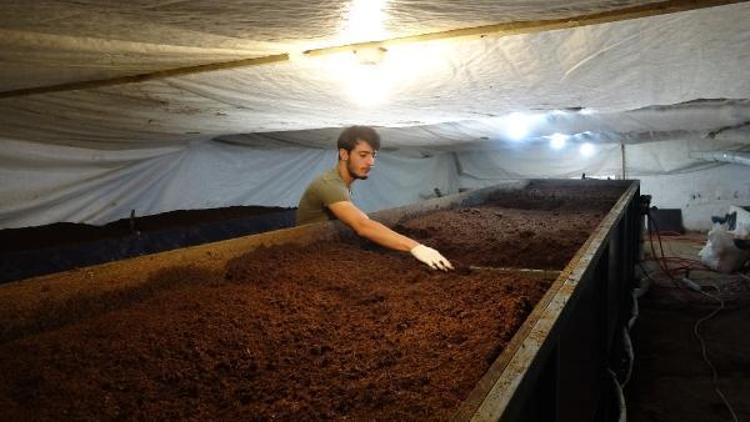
[0,53,289,99]
[304,0,746,56]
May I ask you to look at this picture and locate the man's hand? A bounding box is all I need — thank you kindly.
[410,244,454,271]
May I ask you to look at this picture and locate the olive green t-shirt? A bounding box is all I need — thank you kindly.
[296,167,351,225]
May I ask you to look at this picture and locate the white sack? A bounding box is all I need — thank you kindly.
[699,224,750,273]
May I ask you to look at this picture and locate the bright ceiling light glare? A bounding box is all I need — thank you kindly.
[549,133,568,150]
[343,61,390,107]
[322,0,396,107]
[323,1,451,108]
[579,108,597,115]
[501,112,535,141]
[340,0,388,43]
[579,142,595,157]
[322,52,391,107]
[550,109,569,119]
[320,38,450,108]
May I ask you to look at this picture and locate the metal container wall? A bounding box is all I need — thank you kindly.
[455,179,641,421]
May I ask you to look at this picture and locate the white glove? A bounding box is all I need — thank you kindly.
[410,244,454,271]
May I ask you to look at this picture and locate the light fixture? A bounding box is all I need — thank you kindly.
[353,46,388,65]
[501,112,539,141]
[339,0,388,43]
[315,38,450,108]
[313,1,455,108]
[579,142,595,157]
[549,133,568,150]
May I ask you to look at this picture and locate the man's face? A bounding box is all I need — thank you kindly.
[342,140,377,180]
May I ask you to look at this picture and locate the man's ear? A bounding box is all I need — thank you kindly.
[339,148,349,161]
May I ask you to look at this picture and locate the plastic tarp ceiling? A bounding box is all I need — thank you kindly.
[0,0,675,92]
[1,1,750,228]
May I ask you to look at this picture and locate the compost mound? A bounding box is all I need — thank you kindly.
[0,193,618,420]
[397,190,614,270]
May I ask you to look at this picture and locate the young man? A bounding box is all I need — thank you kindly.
[296,126,454,271]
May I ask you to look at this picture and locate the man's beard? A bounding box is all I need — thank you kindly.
[347,161,369,180]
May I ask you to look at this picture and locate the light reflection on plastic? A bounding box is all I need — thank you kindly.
[321,43,449,108]
[549,133,568,150]
[336,52,390,106]
[580,142,595,157]
[500,112,544,141]
[339,0,388,43]
[320,0,459,107]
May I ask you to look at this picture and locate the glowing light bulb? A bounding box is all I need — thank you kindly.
[501,112,537,141]
[340,0,388,42]
[580,142,595,157]
[549,133,568,150]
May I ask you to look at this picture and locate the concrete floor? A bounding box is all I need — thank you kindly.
[626,233,750,422]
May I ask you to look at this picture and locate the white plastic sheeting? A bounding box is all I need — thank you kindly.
[0,138,458,228]
[2,3,750,144]
[691,151,750,166]
[457,142,622,183]
[638,164,750,230]
[699,223,750,272]
[0,0,669,92]
[218,99,750,149]
[456,134,750,185]
[4,126,746,228]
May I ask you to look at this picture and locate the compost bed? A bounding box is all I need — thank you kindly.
[0,188,621,420]
[0,206,295,284]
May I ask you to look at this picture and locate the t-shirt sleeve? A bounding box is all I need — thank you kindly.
[317,179,350,206]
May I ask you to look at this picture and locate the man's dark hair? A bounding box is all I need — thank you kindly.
[337,125,381,153]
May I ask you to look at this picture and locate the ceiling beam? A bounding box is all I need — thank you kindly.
[0,54,289,99]
[305,0,747,56]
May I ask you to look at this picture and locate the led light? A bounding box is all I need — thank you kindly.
[579,142,595,157]
[501,112,537,141]
[317,41,450,108]
[339,0,388,43]
[549,133,567,150]
[318,0,455,108]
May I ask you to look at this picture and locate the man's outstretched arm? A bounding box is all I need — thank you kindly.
[328,201,453,271]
